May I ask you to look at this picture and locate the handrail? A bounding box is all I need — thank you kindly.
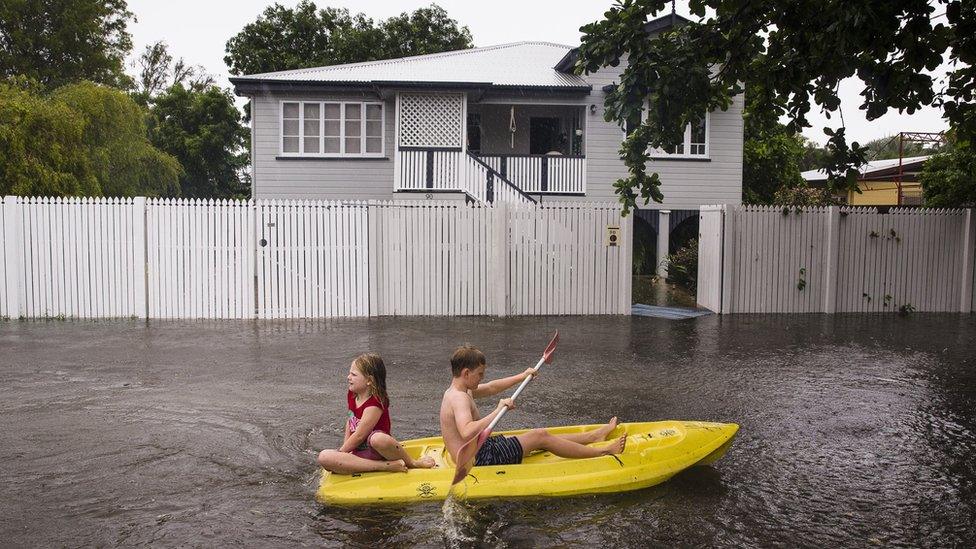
[466,152,537,204]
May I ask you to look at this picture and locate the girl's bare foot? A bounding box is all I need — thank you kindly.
[593,417,619,440]
[410,456,436,469]
[601,435,627,455]
[385,459,408,473]
[583,417,619,443]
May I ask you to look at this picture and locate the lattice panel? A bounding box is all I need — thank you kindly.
[398,93,463,148]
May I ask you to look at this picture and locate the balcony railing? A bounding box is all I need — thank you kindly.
[477,155,586,195]
[396,147,463,192]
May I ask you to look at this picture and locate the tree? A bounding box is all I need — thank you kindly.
[742,83,805,204]
[148,85,249,199]
[862,134,944,161]
[0,0,134,89]
[0,79,180,197]
[0,79,97,196]
[51,81,181,197]
[224,2,472,77]
[575,1,973,213]
[132,41,215,104]
[920,144,976,207]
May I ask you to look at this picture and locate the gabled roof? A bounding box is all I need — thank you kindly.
[801,156,932,183]
[553,12,692,73]
[230,42,590,93]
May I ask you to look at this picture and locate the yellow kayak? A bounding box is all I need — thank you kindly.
[316,420,738,505]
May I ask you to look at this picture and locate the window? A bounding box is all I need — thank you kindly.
[280,100,384,157]
[622,108,709,159]
[652,113,709,158]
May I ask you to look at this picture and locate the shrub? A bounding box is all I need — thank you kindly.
[666,238,698,292]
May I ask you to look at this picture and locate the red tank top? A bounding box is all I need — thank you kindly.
[346,391,391,435]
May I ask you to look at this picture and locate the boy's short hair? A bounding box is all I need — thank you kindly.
[451,345,486,377]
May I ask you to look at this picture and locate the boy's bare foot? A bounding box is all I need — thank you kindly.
[592,416,619,441]
[385,459,408,473]
[601,435,627,455]
[410,456,436,469]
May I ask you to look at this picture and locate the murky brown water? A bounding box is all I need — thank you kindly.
[1,314,974,547]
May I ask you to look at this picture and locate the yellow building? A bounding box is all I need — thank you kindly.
[802,156,930,206]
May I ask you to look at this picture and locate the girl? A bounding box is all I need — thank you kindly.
[317,353,435,474]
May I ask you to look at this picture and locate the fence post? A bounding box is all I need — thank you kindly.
[131,197,148,319]
[960,208,974,313]
[367,201,379,317]
[719,205,733,314]
[2,196,23,318]
[619,210,634,314]
[490,202,509,316]
[823,206,841,314]
[656,210,671,278]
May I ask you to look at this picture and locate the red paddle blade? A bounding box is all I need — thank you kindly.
[542,331,559,364]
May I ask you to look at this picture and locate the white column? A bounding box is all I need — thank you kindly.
[656,210,671,278]
[2,196,23,318]
[960,208,974,313]
[823,206,841,313]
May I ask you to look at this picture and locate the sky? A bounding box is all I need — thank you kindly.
[124,0,951,146]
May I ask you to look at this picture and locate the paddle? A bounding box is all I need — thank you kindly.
[451,331,560,486]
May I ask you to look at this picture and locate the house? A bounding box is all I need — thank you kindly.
[230,14,744,274]
[801,156,931,206]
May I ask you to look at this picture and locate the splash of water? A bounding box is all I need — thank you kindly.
[439,489,476,547]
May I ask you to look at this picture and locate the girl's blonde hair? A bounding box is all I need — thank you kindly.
[353,353,389,407]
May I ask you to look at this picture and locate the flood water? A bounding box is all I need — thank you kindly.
[1,314,974,547]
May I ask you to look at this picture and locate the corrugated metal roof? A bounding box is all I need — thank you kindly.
[801,156,931,182]
[231,42,590,89]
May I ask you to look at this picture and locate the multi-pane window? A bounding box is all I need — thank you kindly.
[654,114,709,158]
[281,101,384,157]
[623,108,709,158]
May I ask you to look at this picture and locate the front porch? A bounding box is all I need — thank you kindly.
[393,92,587,203]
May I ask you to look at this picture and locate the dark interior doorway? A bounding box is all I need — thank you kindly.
[530,117,563,154]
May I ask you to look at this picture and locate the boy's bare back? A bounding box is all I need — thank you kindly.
[439,387,479,461]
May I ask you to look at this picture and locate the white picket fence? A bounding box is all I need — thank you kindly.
[0,196,632,319]
[697,205,976,314]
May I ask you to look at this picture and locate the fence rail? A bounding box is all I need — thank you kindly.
[697,205,976,314]
[0,196,632,319]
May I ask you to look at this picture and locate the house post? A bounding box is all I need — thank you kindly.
[2,196,23,318]
[132,197,148,319]
[960,208,974,313]
[490,202,509,316]
[823,206,841,313]
[656,210,670,278]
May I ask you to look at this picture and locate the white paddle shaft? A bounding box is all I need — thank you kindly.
[484,354,547,433]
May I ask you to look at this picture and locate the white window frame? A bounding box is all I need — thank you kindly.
[622,104,710,159]
[279,100,385,158]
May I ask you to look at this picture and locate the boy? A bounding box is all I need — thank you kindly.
[439,345,625,468]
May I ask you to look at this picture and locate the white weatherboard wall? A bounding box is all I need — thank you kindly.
[0,197,631,319]
[697,205,976,314]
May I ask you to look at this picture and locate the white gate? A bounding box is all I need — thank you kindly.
[255,200,369,319]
